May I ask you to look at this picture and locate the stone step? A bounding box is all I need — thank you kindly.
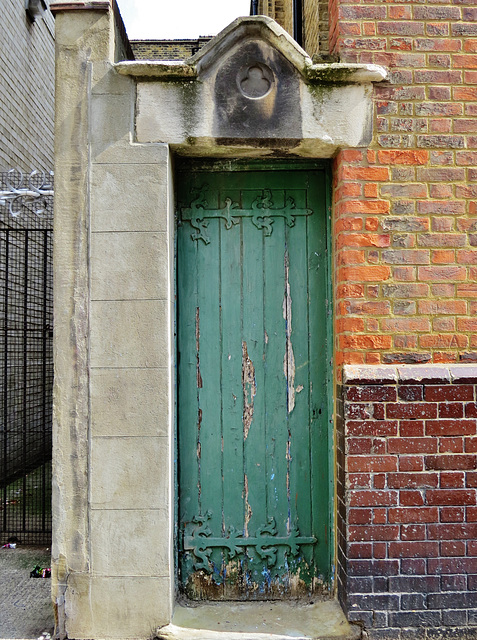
[156,600,361,640]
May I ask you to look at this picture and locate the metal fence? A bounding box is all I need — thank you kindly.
[0,170,53,545]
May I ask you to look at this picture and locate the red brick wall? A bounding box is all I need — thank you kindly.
[331,0,477,374]
[338,365,477,639]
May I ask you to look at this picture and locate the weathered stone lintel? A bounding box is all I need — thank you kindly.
[116,60,197,79]
[115,60,386,84]
[305,62,387,84]
[343,363,477,385]
[50,0,110,13]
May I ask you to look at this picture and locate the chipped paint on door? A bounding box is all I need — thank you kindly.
[177,163,331,600]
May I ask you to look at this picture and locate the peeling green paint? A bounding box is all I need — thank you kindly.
[177,163,333,600]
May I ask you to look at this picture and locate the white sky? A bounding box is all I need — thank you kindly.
[117,0,251,40]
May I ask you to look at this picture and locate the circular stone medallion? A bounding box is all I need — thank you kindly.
[237,63,274,99]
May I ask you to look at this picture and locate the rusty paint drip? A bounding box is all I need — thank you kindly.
[197,407,202,500]
[196,307,202,388]
[283,252,296,413]
[244,473,253,537]
[286,439,291,532]
[242,341,256,440]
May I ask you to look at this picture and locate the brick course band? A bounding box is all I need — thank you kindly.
[338,365,477,639]
[344,364,477,385]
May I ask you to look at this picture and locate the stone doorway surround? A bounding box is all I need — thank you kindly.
[49,1,386,638]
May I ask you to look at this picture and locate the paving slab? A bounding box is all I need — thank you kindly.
[0,546,54,639]
[157,600,361,640]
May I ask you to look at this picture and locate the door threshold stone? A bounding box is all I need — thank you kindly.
[156,599,361,640]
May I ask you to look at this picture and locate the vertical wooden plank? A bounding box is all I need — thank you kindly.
[241,209,266,590]
[307,169,332,583]
[177,185,200,585]
[262,203,288,576]
[285,191,314,577]
[195,185,224,590]
[219,187,245,596]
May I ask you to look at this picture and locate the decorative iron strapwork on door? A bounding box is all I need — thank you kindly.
[0,169,53,545]
[184,511,317,573]
[181,186,313,244]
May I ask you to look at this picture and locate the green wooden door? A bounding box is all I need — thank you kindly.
[177,163,332,600]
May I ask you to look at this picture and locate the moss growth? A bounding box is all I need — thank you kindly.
[305,64,357,84]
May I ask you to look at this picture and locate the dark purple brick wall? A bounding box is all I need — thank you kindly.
[338,364,477,640]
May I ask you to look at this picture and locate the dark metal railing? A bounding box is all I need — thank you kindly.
[0,170,53,545]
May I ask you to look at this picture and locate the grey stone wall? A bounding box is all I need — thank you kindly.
[0,2,55,171]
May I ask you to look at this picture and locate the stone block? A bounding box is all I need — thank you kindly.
[91,368,170,437]
[93,139,169,165]
[65,573,171,639]
[91,231,168,301]
[90,299,168,368]
[92,61,134,95]
[91,163,168,232]
[90,436,169,509]
[90,93,133,155]
[90,508,170,576]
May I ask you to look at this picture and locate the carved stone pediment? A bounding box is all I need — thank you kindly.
[116,16,386,157]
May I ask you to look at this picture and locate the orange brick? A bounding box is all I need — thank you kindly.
[433,317,456,331]
[335,217,363,232]
[389,5,412,19]
[454,87,477,100]
[394,266,416,281]
[367,318,379,331]
[337,318,366,332]
[418,299,467,314]
[337,250,366,265]
[338,233,390,248]
[381,318,431,332]
[364,183,379,198]
[336,284,365,298]
[378,150,429,165]
[340,335,393,350]
[464,41,477,53]
[418,266,467,281]
[366,352,382,364]
[431,283,455,297]
[337,183,362,199]
[432,217,454,231]
[340,200,391,214]
[394,335,418,349]
[342,166,390,181]
[420,334,468,348]
[457,318,477,331]
[363,22,376,36]
[343,352,366,365]
[429,119,452,134]
[457,283,477,296]
[453,55,477,69]
[457,251,477,264]
[432,249,455,264]
[433,352,458,363]
[339,266,392,282]
[344,300,391,315]
[366,217,380,231]
[339,149,364,163]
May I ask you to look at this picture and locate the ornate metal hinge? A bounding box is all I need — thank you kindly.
[183,511,317,573]
[181,187,313,244]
